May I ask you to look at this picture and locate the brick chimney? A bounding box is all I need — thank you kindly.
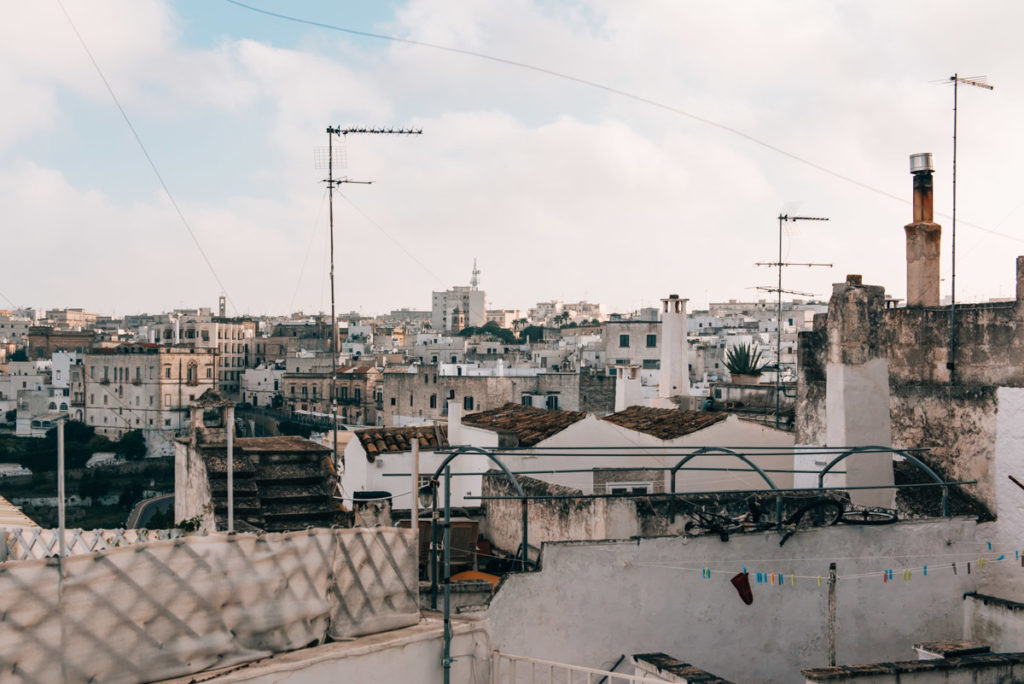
[904,153,942,306]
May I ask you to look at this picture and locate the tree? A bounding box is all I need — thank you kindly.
[10,348,28,362]
[4,409,15,423]
[115,430,148,461]
[725,342,765,376]
[520,326,545,343]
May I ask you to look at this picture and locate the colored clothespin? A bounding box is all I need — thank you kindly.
[770,573,775,585]
[967,562,971,574]
[997,555,1005,562]
[923,565,927,576]
[953,563,957,575]
[817,575,822,587]
[883,571,887,583]
[987,541,992,551]
[791,573,795,586]
[743,567,747,574]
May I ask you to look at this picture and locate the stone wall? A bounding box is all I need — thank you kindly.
[579,368,615,415]
[381,367,581,426]
[796,257,1024,515]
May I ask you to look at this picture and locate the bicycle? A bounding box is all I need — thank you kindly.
[682,497,897,545]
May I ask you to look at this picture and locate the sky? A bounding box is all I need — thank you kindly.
[3,1,1023,318]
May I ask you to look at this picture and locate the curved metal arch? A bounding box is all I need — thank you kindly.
[669,446,780,494]
[431,445,526,497]
[816,445,949,516]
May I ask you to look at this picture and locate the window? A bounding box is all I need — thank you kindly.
[642,359,660,369]
[646,334,657,348]
[390,397,396,406]
[521,395,533,407]
[608,482,653,495]
[430,394,437,409]
[206,367,212,378]
[546,395,559,410]
[103,396,108,405]
[164,366,171,379]
[463,396,474,410]
[165,419,171,427]
[619,334,630,348]
[354,388,361,403]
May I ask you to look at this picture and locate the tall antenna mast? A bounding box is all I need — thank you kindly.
[947,74,993,384]
[756,214,831,428]
[470,258,480,290]
[318,125,421,468]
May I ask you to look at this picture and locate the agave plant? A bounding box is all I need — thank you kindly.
[725,342,765,376]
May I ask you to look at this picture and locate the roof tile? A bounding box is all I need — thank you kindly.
[461,403,586,447]
[602,406,728,440]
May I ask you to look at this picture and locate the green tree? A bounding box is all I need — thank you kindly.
[115,430,147,461]
[4,409,15,423]
[10,348,28,362]
[519,326,545,343]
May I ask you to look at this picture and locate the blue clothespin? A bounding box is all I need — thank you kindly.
[923,565,927,576]
[987,541,992,551]
[997,554,1005,562]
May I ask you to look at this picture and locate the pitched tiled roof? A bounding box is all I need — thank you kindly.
[356,425,449,459]
[601,406,728,440]
[461,403,587,447]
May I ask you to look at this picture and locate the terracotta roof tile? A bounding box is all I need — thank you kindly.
[601,406,728,440]
[356,425,449,460]
[461,403,587,447]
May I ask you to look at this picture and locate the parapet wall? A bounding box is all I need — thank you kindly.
[0,527,418,683]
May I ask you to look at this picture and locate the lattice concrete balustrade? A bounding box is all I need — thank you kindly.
[0,527,418,683]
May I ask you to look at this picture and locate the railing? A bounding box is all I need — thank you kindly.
[1,527,184,561]
[491,652,644,684]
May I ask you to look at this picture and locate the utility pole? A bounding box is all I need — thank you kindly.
[756,214,830,428]
[319,126,421,468]
[947,74,993,384]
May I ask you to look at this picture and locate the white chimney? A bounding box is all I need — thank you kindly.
[658,294,690,399]
[615,366,643,412]
[448,401,462,446]
[173,316,180,345]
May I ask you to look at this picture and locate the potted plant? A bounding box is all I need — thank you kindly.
[725,342,765,385]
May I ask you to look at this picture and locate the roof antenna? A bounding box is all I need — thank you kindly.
[317,125,422,467]
[944,74,993,384]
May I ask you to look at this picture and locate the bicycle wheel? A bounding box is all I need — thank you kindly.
[840,508,898,525]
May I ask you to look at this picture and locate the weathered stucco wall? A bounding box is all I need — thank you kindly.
[964,593,1024,653]
[890,384,998,511]
[482,519,979,684]
[797,258,1024,515]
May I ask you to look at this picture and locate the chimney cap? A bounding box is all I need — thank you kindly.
[910,153,934,174]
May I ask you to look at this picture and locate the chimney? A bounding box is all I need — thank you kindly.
[905,153,942,307]
[658,294,690,399]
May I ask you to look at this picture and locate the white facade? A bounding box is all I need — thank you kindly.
[240,365,284,408]
[83,345,217,439]
[431,286,486,332]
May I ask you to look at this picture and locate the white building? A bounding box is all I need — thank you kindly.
[240,364,284,408]
[83,344,217,441]
[431,286,486,332]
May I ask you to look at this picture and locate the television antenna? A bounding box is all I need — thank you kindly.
[943,74,993,384]
[317,125,422,465]
[756,214,831,428]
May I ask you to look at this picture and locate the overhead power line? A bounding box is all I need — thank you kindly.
[56,0,239,313]
[224,0,1021,245]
